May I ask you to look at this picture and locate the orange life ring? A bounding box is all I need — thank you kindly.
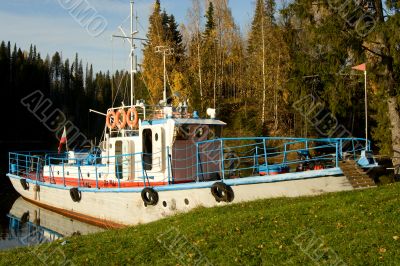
[106,111,116,129]
[115,109,127,129]
[126,107,139,128]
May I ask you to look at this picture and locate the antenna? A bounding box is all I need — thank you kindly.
[130,0,135,106]
[155,46,174,103]
[112,1,142,106]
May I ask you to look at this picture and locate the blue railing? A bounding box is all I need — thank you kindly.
[195,137,370,181]
[8,137,371,189]
[8,150,168,189]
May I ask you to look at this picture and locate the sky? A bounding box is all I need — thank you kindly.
[0,0,257,73]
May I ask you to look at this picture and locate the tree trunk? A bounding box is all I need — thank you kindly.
[388,96,400,167]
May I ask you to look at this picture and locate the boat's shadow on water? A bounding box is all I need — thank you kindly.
[0,193,103,250]
[0,179,19,249]
[1,146,103,250]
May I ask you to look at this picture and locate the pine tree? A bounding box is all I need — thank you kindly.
[142,0,166,104]
[142,0,185,104]
[204,2,215,37]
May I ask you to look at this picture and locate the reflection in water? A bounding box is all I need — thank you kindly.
[0,197,103,250]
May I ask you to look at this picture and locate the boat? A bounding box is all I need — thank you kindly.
[6,1,380,227]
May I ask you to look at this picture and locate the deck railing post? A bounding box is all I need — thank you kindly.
[16,154,19,175]
[220,139,225,180]
[95,154,99,189]
[167,146,171,185]
[25,155,28,177]
[77,160,81,188]
[340,139,343,159]
[255,146,259,172]
[62,158,66,187]
[35,156,40,185]
[283,144,287,164]
[141,153,146,187]
[117,155,121,189]
[118,169,121,188]
[263,139,268,172]
[196,143,199,182]
[305,140,308,153]
[335,141,339,168]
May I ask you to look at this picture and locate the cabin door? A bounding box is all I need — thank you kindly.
[122,140,134,180]
[152,127,164,172]
[142,128,164,173]
[115,140,123,179]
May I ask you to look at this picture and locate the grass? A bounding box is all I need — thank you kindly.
[1,183,400,265]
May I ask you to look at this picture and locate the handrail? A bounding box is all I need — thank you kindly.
[8,136,373,189]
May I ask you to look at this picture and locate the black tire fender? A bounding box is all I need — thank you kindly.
[20,178,29,190]
[211,182,234,203]
[141,187,159,206]
[70,187,82,202]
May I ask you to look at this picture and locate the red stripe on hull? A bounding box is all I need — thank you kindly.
[42,176,168,188]
[20,171,196,188]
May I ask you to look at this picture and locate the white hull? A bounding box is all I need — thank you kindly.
[8,174,353,227]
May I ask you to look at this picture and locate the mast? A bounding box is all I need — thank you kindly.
[112,1,145,105]
[155,46,174,103]
[130,0,135,106]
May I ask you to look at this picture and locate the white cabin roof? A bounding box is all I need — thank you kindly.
[141,118,226,126]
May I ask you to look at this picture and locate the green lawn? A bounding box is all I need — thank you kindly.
[1,183,400,265]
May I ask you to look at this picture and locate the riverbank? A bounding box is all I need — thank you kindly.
[0,182,399,265]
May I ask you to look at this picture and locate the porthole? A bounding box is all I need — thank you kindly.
[195,127,204,138]
[184,198,189,205]
[57,171,60,175]
[87,173,90,178]
[155,133,159,142]
[162,201,167,207]
[66,171,69,175]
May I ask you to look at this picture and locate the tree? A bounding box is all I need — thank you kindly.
[142,0,186,104]
[283,0,400,166]
[142,0,166,104]
[204,2,215,36]
[246,0,290,135]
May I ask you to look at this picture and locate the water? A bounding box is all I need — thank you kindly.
[0,182,103,251]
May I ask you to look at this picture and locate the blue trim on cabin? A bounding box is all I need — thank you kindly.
[7,167,343,193]
[141,119,168,126]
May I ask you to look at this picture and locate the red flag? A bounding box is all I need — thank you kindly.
[352,63,366,72]
[58,127,67,154]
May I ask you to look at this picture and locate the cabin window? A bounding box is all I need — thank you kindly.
[143,129,153,170]
[175,125,222,141]
[195,127,204,138]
